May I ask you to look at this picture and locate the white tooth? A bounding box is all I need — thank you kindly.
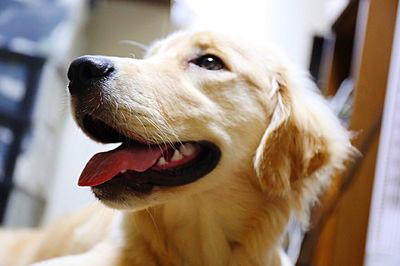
[171,149,183,161]
[157,157,167,165]
[179,143,195,156]
[121,169,127,174]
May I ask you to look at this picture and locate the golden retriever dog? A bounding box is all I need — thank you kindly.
[0,31,354,266]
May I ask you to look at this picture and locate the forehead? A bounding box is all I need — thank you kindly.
[147,31,244,57]
[145,31,282,82]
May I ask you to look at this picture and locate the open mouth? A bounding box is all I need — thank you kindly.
[78,115,221,195]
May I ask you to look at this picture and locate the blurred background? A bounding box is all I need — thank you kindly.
[0,0,399,265]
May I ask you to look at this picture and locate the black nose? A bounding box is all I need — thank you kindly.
[67,56,114,95]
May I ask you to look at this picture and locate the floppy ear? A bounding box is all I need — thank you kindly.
[254,69,354,202]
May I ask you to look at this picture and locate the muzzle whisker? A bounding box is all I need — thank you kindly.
[140,116,169,144]
[134,115,152,148]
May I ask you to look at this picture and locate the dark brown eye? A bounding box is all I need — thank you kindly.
[190,54,225,70]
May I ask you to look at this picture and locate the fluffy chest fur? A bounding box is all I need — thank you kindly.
[117,172,291,266]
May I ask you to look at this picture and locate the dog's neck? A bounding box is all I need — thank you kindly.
[117,173,291,266]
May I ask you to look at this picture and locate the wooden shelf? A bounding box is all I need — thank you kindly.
[297,0,399,265]
[321,0,358,96]
[332,0,398,264]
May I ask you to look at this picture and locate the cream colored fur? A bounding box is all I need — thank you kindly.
[0,31,355,266]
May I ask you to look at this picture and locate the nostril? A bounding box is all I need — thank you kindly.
[78,61,114,82]
[67,56,115,95]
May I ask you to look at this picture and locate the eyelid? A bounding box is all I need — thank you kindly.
[189,54,227,70]
[189,53,221,63]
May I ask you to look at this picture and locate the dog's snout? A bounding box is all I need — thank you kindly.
[67,56,114,95]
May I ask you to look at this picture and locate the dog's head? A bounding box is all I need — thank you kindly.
[68,31,354,213]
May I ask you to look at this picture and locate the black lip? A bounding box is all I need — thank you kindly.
[82,115,128,143]
[92,141,221,201]
[78,115,221,200]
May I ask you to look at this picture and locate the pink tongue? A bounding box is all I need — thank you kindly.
[78,145,164,187]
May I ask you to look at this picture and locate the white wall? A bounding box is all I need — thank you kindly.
[86,1,173,57]
[172,0,331,67]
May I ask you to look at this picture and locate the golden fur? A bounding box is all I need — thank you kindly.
[0,31,355,266]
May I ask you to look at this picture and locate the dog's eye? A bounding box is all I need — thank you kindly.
[190,54,225,71]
